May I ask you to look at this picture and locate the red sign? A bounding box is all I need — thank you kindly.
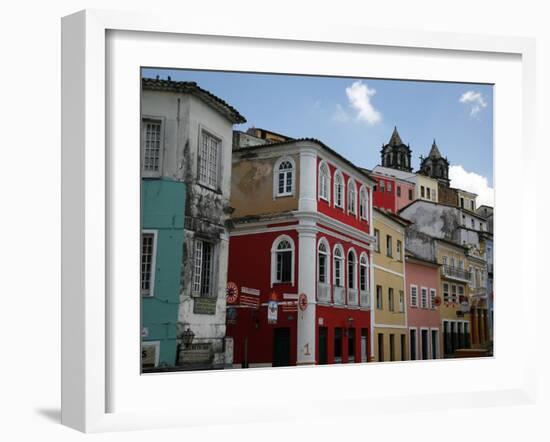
[298,293,308,311]
[226,281,239,304]
[433,295,442,307]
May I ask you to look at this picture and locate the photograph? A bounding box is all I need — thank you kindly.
[140,68,494,372]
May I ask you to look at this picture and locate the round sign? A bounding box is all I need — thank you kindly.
[433,295,442,307]
[226,281,239,304]
[298,293,308,311]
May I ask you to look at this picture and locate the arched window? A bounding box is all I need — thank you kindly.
[359,186,369,220]
[334,171,344,208]
[274,157,295,197]
[318,239,330,284]
[400,153,406,167]
[271,235,294,286]
[333,245,344,287]
[318,161,330,202]
[347,179,357,215]
[360,253,369,292]
[347,249,357,289]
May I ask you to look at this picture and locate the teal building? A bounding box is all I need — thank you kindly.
[141,178,186,370]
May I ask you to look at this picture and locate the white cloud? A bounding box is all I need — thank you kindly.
[459,90,487,117]
[449,165,494,207]
[345,81,382,125]
[332,103,350,123]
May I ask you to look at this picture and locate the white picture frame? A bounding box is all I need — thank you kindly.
[61,9,537,433]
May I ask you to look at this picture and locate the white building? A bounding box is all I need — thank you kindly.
[141,78,246,369]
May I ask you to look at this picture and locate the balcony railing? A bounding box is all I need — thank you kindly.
[442,265,471,282]
[333,286,345,306]
[317,283,331,304]
[348,288,358,307]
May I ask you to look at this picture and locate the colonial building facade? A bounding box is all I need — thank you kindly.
[226,136,376,367]
[141,78,245,370]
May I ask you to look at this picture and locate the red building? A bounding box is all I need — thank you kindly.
[227,134,376,367]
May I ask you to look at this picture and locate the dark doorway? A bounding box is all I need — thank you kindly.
[421,329,429,360]
[318,327,328,365]
[273,327,291,367]
[378,333,384,362]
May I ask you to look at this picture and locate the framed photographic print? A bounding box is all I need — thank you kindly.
[61,9,536,433]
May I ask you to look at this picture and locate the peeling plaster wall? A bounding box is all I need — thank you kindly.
[400,201,462,243]
[142,90,237,368]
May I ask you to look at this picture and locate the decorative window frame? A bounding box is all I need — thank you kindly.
[333,243,345,288]
[140,229,157,297]
[333,169,345,209]
[317,237,331,285]
[273,156,296,198]
[359,252,369,293]
[270,234,295,287]
[61,10,536,433]
[318,159,331,203]
[141,116,165,178]
[347,247,357,290]
[191,237,219,298]
[347,178,357,215]
[197,125,223,191]
[410,284,418,308]
[359,185,369,221]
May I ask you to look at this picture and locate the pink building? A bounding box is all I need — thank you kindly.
[405,252,442,360]
[395,178,416,211]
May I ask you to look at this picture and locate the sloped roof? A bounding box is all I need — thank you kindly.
[388,126,404,146]
[142,78,246,124]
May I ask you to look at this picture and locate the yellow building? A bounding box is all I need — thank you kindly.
[435,239,472,357]
[466,246,490,349]
[373,208,410,362]
[414,174,439,203]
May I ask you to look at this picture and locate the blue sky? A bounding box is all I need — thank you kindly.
[142,68,494,205]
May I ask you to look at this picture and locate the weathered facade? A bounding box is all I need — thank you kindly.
[141,78,246,370]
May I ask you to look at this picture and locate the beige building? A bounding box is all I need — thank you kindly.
[373,208,410,362]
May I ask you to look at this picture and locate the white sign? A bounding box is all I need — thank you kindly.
[267,300,278,324]
[241,287,260,296]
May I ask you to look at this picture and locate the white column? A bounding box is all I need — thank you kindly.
[298,147,317,213]
[296,222,317,365]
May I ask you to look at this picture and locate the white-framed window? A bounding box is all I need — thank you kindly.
[380,180,385,192]
[430,329,439,359]
[410,285,418,307]
[198,130,220,189]
[318,161,331,202]
[141,341,160,369]
[376,285,383,309]
[451,284,457,303]
[420,287,428,308]
[193,238,216,297]
[443,282,450,302]
[274,157,295,197]
[387,181,392,193]
[430,288,436,309]
[359,253,369,292]
[271,235,295,286]
[347,179,357,215]
[141,230,157,297]
[333,244,344,287]
[317,238,330,284]
[347,249,357,289]
[334,170,344,208]
[142,118,163,177]
[359,186,369,220]
[374,229,380,253]
[396,239,402,261]
[399,290,404,312]
[442,255,448,266]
